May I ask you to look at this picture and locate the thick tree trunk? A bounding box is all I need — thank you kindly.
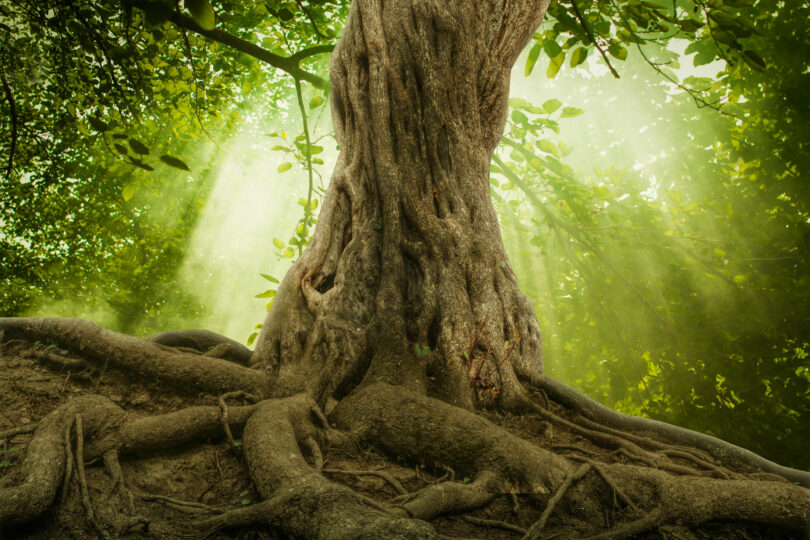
[254,0,550,410]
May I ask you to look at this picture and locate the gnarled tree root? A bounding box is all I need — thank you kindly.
[533,376,810,488]
[0,317,271,396]
[0,394,257,528]
[148,328,253,365]
[195,394,437,539]
[331,382,810,537]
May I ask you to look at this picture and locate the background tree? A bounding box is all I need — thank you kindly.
[1,0,809,538]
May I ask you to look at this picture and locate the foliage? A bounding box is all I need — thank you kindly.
[494,0,810,469]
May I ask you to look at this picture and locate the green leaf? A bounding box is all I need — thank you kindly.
[255,289,276,298]
[546,52,565,79]
[413,343,430,357]
[142,1,173,27]
[128,138,149,155]
[273,237,285,249]
[511,110,529,125]
[160,154,190,171]
[560,107,584,118]
[281,247,295,258]
[114,143,129,155]
[569,46,588,68]
[525,42,542,76]
[543,40,562,59]
[277,8,294,21]
[246,332,258,346]
[122,184,136,201]
[509,97,532,110]
[741,50,766,71]
[593,185,611,200]
[667,189,683,204]
[261,273,279,283]
[608,41,628,61]
[542,99,562,114]
[309,96,324,108]
[278,162,292,173]
[129,159,154,171]
[536,140,558,156]
[88,116,109,132]
[184,0,216,31]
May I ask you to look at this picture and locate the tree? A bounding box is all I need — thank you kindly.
[1,0,809,538]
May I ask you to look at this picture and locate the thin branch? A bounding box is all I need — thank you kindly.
[294,0,328,42]
[131,1,330,89]
[1,70,18,180]
[294,77,315,256]
[569,0,620,78]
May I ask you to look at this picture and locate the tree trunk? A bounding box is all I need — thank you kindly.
[254,0,550,411]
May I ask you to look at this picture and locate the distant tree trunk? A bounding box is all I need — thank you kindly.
[254,0,550,410]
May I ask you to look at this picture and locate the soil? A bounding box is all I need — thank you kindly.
[0,339,801,539]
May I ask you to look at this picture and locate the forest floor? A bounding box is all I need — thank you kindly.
[0,337,802,539]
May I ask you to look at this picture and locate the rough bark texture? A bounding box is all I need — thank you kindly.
[254,0,548,410]
[2,1,810,539]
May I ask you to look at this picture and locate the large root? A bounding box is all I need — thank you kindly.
[0,318,271,396]
[2,327,809,539]
[331,382,810,537]
[533,375,810,489]
[195,394,437,539]
[0,394,257,529]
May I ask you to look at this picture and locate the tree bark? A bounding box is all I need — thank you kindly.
[254,0,551,410]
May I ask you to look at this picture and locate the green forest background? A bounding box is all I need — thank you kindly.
[1,0,808,470]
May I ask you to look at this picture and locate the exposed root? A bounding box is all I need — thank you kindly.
[138,491,225,513]
[0,394,258,528]
[523,463,591,539]
[583,508,663,540]
[533,376,810,488]
[567,456,639,514]
[305,435,324,472]
[527,400,726,479]
[0,318,272,397]
[60,415,75,502]
[0,424,36,444]
[332,382,810,537]
[461,514,527,535]
[323,467,408,495]
[218,391,259,451]
[148,329,253,365]
[397,473,496,521]
[74,414,110,539]
[231,394,436,538]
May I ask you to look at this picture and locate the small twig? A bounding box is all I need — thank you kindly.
[293,0,327,41]
[523,463,591,539]
[61,416,76,502]
[139,491,225,513]
[567,456,640,513]
[75,414,109,538]
[304,436,323,472]
[0,424,36,442]
[323,468,408,495]
[583,507,662,539]
[462,514,527,534]
[0,70,18,180]
[570,0,620,78]
[103,449,136,514]
[218,391,259,451]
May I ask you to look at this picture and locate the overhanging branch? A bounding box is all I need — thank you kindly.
[131,1,331,89]
[1,70,17,180]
